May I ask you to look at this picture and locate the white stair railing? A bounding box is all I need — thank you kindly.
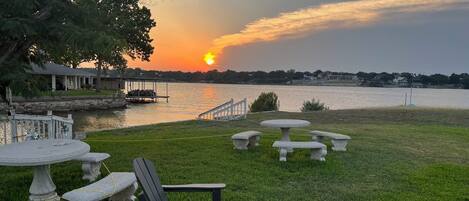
[198,99,233,120]
[4,110,73,144]
[198,98,247,121]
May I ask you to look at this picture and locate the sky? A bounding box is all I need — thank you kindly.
[125,0,469,74]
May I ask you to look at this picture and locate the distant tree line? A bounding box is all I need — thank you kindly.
[118,68,469,89]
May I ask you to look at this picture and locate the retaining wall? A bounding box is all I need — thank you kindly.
[0,96,127,113]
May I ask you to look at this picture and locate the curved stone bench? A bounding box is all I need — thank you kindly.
[272,141,327,162]
[231,131,261,150]
[62,172,137,201]
[310,130,351,151]
[75,152,111,182]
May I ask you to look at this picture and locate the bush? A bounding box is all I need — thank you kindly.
[249,92,280,112]
[81,84,93,90]
[300,98,329,112]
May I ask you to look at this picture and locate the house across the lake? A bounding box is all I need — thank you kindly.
[29,63,124,91]
[30,63,96,91]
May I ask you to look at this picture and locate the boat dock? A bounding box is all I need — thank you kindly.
[125,78,169,103]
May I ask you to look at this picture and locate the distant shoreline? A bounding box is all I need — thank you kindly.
[160,81,467,90]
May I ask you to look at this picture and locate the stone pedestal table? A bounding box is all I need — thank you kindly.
[0,139,90,201]
[260,119,311,152]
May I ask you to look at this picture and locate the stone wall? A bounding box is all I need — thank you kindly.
[0,96,127,113]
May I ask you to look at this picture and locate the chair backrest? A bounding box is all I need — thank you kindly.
[133,158,169,201]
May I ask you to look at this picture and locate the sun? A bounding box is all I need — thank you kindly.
[204,52,215,65]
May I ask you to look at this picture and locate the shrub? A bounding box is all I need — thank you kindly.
[249,92,280,112]
[300,98,329,112]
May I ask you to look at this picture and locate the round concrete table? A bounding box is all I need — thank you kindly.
[0,139,90,201]
[260,119,311,152]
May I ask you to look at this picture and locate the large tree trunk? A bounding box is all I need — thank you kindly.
[96,60,102,92]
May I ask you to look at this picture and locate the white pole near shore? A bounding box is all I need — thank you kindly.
[404,93,407,106]
[410,86,413,105]
[166,82,169,103]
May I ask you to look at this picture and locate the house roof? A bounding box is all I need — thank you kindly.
[30,63,95,77]
[80,68,120,78]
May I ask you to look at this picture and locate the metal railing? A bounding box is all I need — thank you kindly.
[2,111,73,144]
[198,98,247,121]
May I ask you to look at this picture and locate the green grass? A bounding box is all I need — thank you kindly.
[1,108,469,200]
[40,89,120,97]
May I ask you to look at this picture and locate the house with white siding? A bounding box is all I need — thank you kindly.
[29,63,96,91]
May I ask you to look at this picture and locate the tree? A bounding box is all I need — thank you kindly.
[449,73,461,86]
[378,72,395,84]
[0,0,91,102]
[312,70,323,77]
[92,0,155,92]
[462,77,469,89]
[428,74,449,85]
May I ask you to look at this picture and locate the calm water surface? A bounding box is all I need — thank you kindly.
[70,82,469,132]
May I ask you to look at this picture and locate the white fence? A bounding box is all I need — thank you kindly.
[1,111,73,144]
[0,116,9,144]
[198,98,248,121]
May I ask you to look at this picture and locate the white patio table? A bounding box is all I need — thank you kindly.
[0,139,90,201]
[260,119,311,152]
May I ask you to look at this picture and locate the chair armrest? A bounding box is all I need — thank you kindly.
[162,184,226,192]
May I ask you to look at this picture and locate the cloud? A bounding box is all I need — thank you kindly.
[208,0,469,55]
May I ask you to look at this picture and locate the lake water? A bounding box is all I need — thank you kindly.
[68,82,469,132]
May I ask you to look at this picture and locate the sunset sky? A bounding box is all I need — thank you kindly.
[125,0,469,74]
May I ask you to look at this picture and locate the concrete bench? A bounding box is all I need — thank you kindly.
[75,152,111,182]
[231,131,261,150]
[62,172,138,201]
[272,141,327,162]
[310,130,351,151]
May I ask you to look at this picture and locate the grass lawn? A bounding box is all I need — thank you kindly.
[1,108,469,200]
[40,89,120,97]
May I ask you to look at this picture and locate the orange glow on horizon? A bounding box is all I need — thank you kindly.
[204,52,216,66]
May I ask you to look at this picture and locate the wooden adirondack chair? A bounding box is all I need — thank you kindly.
[133,158,226,201]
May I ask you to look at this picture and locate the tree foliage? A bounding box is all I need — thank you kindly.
[0,0,78,101]
[462,77,469,89]
[249,92,280,112]
[0,0,155,101]
[92,0,155,91]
